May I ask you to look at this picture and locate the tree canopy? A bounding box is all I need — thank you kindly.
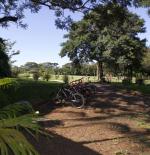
[60,3,146,81]
[0,0,150,29]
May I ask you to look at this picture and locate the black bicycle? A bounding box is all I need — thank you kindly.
[55,85,85,108]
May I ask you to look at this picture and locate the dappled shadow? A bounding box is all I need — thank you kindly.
[58,111,136,123]
[25,131,102,155]
[87,84,150,115]
[35,84,150,154]
[59,120,150,149]
[108,122,150,148]
[33,100,60,115]
[53,110,87,117]
[37,119,63,128]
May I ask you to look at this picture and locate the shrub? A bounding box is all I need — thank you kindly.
[55,74,59,80]
[0,90,10,108]
[0,101,33,119]
[43,73,51,81]
[33,72,40,81]
[0,78,62,108]
[122,78,131,84]
[136,79,144,85]
[63,75,69,84]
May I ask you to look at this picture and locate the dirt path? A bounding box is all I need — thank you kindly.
[33,84,150,155]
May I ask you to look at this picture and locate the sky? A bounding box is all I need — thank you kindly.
[1,7,150,67]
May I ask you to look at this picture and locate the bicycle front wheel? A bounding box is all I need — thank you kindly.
[71,93,85,108]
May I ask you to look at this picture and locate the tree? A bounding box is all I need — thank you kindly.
[60,3,146,81]
[24,62,39,71]
[0,0,150,29]
[139,0,150,15]
[0,39,11,78]
[142,48,150,75]
[0,0,96,28]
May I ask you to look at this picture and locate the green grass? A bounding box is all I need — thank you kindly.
[0,78,62,108]
[19,74,98,83]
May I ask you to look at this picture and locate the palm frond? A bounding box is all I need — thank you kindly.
[0,128,39,155]
[0,102,51,155]
[0,102,34,119]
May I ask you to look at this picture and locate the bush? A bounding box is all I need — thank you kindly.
[0,90,10,108]
[0,101,33,119]
[33,72,40,81]
[43,73,51,81]
[55,74,59,80]
[122,78,131,84]
[63,75,69,84]
[136,79,144,85]
[0,78,62,108]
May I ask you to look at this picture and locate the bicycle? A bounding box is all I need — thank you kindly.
[70,78,97,97]
[55,85,85,108]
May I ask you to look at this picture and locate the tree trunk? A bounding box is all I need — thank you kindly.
[97,61,104,82]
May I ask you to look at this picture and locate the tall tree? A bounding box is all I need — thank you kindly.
[0,38,11,77]
[60,4,146,81]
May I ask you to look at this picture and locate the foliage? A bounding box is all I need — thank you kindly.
[33,72,40,81]
[59,62,97,76]
[0,38,11,78]
[18,61,97,78]
[11,66,20,78]
[0,0,150,29]
[43,72,51,81]
[63,75,69,84]
[0,102,33,119]
[0,102,43,155]
[142,48,150,75]
[60,3,146,81]
[0,78,62,108]
[23,62,39,71]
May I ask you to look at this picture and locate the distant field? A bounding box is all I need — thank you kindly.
[19,73,150,84]
[18,73,98,83]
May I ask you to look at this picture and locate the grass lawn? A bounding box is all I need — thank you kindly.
[0,78,62,108]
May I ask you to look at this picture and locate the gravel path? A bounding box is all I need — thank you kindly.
[31,84,150,155]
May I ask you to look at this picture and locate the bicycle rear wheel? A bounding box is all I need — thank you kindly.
[71,93,85,108]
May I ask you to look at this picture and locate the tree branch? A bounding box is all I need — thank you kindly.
[0,16,18,24]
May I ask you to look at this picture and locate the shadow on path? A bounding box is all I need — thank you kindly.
[26,131,102,155]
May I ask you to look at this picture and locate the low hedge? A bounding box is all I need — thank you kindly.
[0,101,34,119]
[0,78,62,108]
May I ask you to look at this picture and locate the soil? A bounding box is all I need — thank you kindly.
[30,84,150,155]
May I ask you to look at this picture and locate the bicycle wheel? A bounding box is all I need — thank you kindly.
[71,93,85,108]
[55,89,65,104]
